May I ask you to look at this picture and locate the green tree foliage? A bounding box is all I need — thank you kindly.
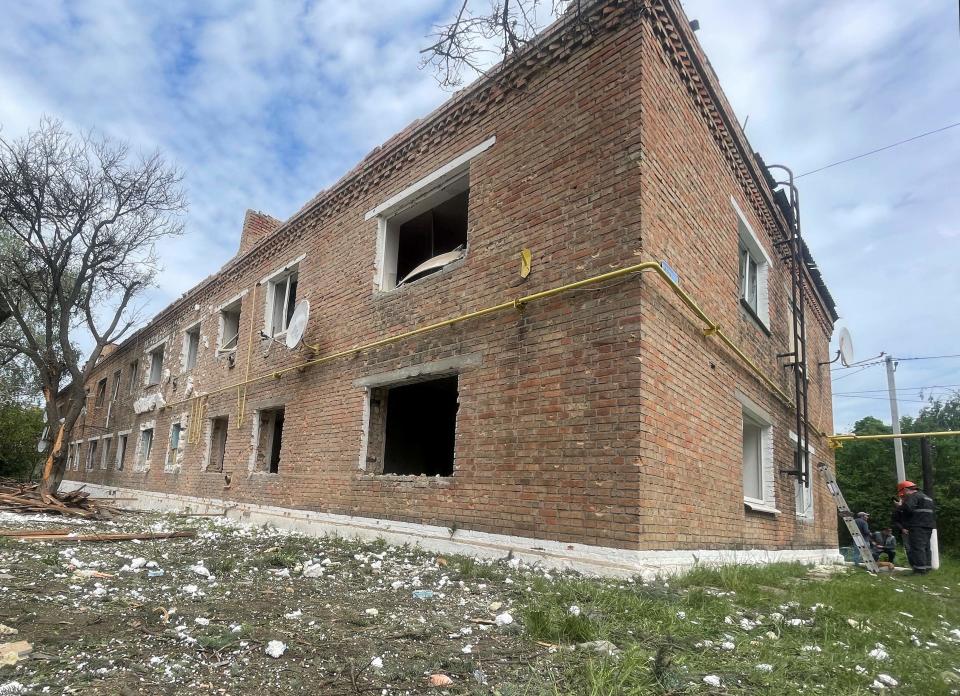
[0,403,44,479]
[836,393,960,551]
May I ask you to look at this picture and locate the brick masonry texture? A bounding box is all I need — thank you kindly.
[63,0,838,553]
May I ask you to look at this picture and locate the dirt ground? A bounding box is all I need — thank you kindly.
[0,510,558,695]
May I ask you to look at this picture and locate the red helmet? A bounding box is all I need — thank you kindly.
[897,480,917,494]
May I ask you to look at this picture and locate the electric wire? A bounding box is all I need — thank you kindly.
[795,121,960,179]
[834,383,960,396]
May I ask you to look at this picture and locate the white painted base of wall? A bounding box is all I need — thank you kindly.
[62,481,843,578]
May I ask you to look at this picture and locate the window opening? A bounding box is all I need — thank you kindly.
[739,244,759,312]
[184,325,200,371]
[394,189,468,287]
[148,345,164,384]
[116,434,128,471]
[254,408,285,474]
[86,440,98,470]
[138,428,154,470]
[207,416,228,472]
[742,417,764,502]
[269,271,298,336]
[95,378,107,407]
[219,300,242,353]
[165,422,182,470]
[368,375,458,476]
[100,436,112,470]
[129,360,139,394]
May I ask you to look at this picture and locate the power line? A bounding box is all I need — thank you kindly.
[833,394,931,403]
[895,353,960,362]
[795,121,960,179]
[834,384,960,396]
[832,364,882,381]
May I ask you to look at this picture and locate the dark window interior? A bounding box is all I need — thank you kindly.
[395,191,468,283]
[269,410,284,474]
[381,375,458,476]
[209,416,228,473]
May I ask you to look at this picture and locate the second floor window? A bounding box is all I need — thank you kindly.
[183,324,200,371]
[267,268,298,337]
[148,344,164,385]
[94,378,107,407]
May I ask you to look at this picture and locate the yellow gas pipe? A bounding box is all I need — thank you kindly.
[162,260,818,435]
[827,430,960,449]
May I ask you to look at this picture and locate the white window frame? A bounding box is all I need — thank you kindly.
[790,431,815,521]
[736,391,777,513]
[182,322,201,372]
[261,255,304,338]
[165,420,183,472]
[116,430,131,471]
[146,342,165,385]
[216,291,247,354]
[99,434,113,470]
[366,136,494,292]
[732,196,771,329]
[129,359,140,395]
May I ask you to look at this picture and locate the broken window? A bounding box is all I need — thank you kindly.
[253,408,285,474]
[137,428,154,470]
[148,345,164,385]
[218,300,242,353]
[207,416,228,472]
[100,436,112,470]
[95,378,107,407]
[165,421,182,471]
[116,433,128,471]
[66,444,75,471]
[382,183,468,290]
[85,439,98,470]
[183,324,201,371]
[129,360,139,394]
[267,269,298,336]
[367,375,458,476]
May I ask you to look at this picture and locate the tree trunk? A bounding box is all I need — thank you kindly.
[40,421,66,494]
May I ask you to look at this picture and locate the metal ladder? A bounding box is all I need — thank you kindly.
[817,462,879,573]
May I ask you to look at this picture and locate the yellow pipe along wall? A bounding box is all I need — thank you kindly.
[164,259,822,438]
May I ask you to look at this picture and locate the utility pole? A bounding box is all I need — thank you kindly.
[885,354,906,481]
[921,437,940,570]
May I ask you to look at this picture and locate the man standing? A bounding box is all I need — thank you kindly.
[893,480,936,574]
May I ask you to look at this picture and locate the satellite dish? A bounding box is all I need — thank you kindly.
[838,327,855,367]
[285,299,310,350]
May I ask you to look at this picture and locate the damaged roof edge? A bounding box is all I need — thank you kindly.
[92,1,612,363]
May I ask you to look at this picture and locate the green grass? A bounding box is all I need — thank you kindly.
[506,560,960,695]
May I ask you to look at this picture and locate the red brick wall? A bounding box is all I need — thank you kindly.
[636,8,836,551]
[64,0,837,554]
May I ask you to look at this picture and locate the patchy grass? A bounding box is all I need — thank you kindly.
[0,511,957,695]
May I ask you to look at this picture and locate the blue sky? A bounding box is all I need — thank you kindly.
[0,1,956,431]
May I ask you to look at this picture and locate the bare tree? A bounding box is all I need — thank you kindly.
[0,118,186,493]
[420,0,579,88]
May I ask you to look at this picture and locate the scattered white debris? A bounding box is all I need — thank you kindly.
[868,644,890,661]
[856,665,868,675]
[302,564,324,578]
[721,641,735,651]
[755,664,773,673]
[0,682,26,696]
[461,644,473,654]
[801,645,822,653]
[676,610,686,619]
[189,564,210,578]
[129,558,147,570]
[365,608,379,617]
[876,674,898,687]
[494,612,513,626]
[181,584,199,595]
[703,675,722,687]
[284,609,302,620]
[370,656,383,670]
[194,617,210,626]
[577,640,621,656]
[568,605,581,617]
[265,640,286,658]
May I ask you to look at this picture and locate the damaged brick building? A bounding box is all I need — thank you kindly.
[61,0,842,575]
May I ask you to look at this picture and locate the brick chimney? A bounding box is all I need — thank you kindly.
[238,210,282,256]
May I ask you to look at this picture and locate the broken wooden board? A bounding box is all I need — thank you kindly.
[0,640,32,666]
[14,530,197,543]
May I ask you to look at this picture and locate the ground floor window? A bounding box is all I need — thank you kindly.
[253,408,285,474]
[99,436,112,470]
[85,439,98,470]
[137,428,154,471]
[206,416,229,472]
[792,432,815,520]
[366,375,458,476]
[738,393,776,512]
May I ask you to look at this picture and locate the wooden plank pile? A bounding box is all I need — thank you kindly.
[0,478,122,520]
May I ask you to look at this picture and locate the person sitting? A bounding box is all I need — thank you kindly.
[874,527,896,563]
